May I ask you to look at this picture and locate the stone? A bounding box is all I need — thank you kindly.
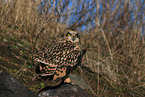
[38,83,92,97]
[0,71,91,97]
[0,71,37,97]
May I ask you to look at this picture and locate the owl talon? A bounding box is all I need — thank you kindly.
[64,77,71,83]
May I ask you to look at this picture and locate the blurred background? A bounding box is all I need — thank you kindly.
[0,0,145,96]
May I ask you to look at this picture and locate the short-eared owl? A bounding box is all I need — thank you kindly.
[34,29,86,83]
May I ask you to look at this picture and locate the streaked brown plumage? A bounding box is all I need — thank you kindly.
[34,29,86,82]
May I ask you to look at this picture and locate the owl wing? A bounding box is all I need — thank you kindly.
[35,41,81,67]
[34,41,82,78]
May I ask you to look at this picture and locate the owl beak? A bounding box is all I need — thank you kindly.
[72,36,75,41]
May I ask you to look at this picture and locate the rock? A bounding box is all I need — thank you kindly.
[69,74,89,89]
[38,83,92,97]
[0,71,37,97]
[0,71,91,97]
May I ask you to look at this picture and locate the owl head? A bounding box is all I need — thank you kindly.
[63,29,80,43]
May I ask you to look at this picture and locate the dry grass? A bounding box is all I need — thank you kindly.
[0,0,145,96]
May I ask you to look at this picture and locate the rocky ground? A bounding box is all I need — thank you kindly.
[0,71,91,97]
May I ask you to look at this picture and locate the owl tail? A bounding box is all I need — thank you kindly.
[35,63,69,81]
[35,63,56,81]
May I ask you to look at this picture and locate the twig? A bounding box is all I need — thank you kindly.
[128,90,144,97]
[132,84,145,90]
[15,61,27,76]
[100,27,113,61]
[21,77,28,83]
[0,65,9,71]
[18,71,23,77]
[12,53,27,61]
[97,45,100,94]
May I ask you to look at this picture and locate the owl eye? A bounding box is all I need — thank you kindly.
[66,32,72,36]
[75,34,79,38]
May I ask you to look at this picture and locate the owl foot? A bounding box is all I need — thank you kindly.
[64,77,71,83]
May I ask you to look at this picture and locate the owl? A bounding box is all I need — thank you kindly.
[34,29,86,83]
